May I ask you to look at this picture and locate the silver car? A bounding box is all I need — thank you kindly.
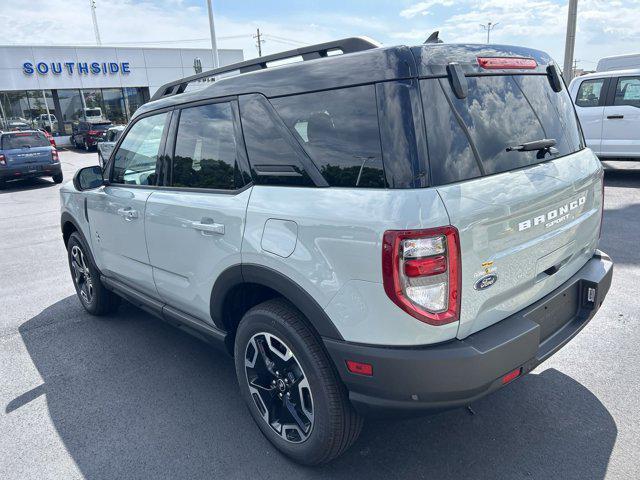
[60,38,613,465]
[97,125,125,167]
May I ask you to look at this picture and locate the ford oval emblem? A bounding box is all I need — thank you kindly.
[475,274,498,291]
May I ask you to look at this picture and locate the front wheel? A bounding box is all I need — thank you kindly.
[234,299,363,465]
[67,232,120,315]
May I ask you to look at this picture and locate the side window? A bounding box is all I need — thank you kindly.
[171,102,241,190]
[613,76,640,108]
[575,79,606,107]
[112,112,168,185]
[239,94,314,187]
[271,85,386,188]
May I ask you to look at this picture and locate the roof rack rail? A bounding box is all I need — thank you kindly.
[150,37,381,101]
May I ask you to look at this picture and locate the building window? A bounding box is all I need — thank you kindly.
[56,89,85,134]
[103,88,128,125]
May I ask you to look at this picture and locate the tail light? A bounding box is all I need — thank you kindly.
[51,149,59,163]
[599,171,605,239]
[477,57,537,69]
[88,130,99,136]
[0,154,6,166]
[382,226,461,326]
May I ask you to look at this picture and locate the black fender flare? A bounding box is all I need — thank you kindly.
[210,263,344,341]
[60,212,99,269]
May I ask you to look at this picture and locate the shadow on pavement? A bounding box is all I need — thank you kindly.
[13,297,616,480]
[0,177,58,193]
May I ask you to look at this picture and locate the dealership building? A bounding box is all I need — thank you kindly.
[0,45,243,136]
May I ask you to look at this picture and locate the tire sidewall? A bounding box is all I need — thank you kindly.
[234,306,337,463]
[67,233,100,313]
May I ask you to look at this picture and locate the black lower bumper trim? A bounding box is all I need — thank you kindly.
[324,251,613,417]
[0,163,62,181]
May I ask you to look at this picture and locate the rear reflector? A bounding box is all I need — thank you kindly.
[346,360,373,376]
[0,154,5,166]
[502,368,522,384]
[477,57,537,69]
[404,255,447,277]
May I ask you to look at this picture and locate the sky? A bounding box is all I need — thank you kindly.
[1,0,639,70]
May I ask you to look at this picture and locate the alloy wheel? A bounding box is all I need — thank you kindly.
[244,332,314,443]
[70,245,93,304]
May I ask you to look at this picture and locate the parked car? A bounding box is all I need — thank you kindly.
[0,130,62,186]
[569,69,640,160]
[5,118,31,131]
[97,125,125,167]
[596,53,640,72]
[39,128,56,147]
[61,38,613,465]
[71,120,112,151]
[36,113,58,132]
[83,107,104,122]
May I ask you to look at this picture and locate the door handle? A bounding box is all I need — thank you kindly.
[117,207,139,221]
[607,114,624,119]
[191,219,225,235]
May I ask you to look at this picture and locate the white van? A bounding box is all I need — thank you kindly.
[569,69,640,159]
[597,53,640,72]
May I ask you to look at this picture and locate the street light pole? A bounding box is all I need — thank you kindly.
[480,22,498,44]
[206,0,220,68]
[563,0,578,83]
[89,0,102,46]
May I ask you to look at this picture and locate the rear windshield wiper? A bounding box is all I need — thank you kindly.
[506,138,558,158]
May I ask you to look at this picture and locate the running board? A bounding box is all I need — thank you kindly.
[101,275,228,350]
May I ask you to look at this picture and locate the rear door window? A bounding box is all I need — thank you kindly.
[171,102,242,190]
[420,75,584,185]
[271,85,386,188]
[1,132,50,149]
[613,76,640,107]
[575,79,606,107]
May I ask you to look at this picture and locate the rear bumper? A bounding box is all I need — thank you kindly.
[324,250,613,417]
[0,163,61,181]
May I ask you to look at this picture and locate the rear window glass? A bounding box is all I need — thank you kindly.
[421,75,583,185]
[1,132,50,150]
[89,123,111,131]
[271,85,386,188]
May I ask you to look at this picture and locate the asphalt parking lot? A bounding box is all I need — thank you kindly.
[1,150,638,479]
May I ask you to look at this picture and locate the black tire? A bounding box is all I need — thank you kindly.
[234,298,363,465]
[52,173,63,184]
[84,140,90,151]
[67,232,120,315]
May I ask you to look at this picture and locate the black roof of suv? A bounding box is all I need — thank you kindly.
[140,38,555,116]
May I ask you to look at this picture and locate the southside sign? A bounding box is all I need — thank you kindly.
[23,61,131,76]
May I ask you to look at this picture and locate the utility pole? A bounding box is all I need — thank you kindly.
[563,0,578,83]
[253,28,265,57]
[89,0,102,46]
[480,22,498,44]
[206,0,220,68]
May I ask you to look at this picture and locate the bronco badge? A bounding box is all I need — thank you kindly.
[474,274,498,291]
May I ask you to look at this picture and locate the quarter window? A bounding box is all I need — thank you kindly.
[111,112,168,185]
[171,102,241,190]
[613,76,640,108]
[271,85,386,188]
[575,79,606,107]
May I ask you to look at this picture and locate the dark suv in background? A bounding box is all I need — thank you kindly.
[71,120,112,151]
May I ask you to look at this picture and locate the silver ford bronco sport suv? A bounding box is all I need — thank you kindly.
[60,38,613,465]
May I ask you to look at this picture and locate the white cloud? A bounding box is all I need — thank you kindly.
[400,1,455,19]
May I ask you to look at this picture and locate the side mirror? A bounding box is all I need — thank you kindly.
[73,165,105,191]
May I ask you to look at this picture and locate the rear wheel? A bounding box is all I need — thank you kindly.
[67,232,120,315]
[234,299,362,465]
[83,139,90,151]
[52,173,63,184]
